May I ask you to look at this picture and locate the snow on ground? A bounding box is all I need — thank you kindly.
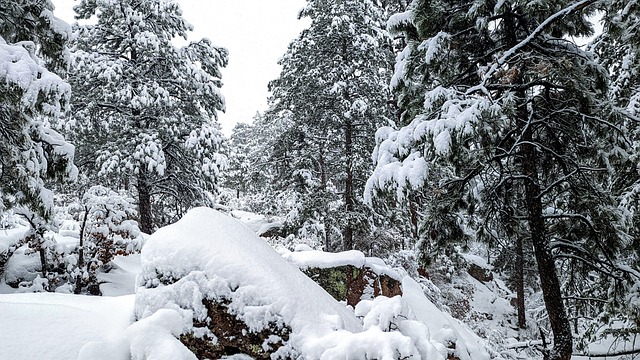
[0,207,502,359]
[402,276,493,360]
[99,254,142,296]
[229,209,283,236]
[464,273,518,340]
[0,293,135,360]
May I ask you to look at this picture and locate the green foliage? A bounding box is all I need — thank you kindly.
[304,266,358,301]
[368,0,640,355]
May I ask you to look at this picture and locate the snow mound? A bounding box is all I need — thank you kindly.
[402,277,492,360]
[0,224,30,255]
[230,210,283,236]
[282,249,366,269]
[135,207,364,357]
[83,207,495,359]
[461,252,494,270]
[79,308,195,360]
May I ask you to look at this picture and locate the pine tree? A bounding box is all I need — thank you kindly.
[224,118,277,202]
[267,0,392,251]
[73,185,141,295]
[0,0,78,283]
[68,0,228,233]
[368,1,636,358]
[0,0,77,223]
[583,0,640,352]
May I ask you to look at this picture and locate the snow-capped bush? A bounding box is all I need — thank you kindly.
[71,186,142,294]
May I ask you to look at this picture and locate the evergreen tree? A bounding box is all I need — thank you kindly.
[72,185,141,295]
[0,0,77,223]
[68,0,228,233]
[267,0,392,251]
[0,0,77,283]
[585,0,640,352]
[368,0,637,358]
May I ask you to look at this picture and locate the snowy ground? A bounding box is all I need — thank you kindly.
[0,209,636,359]
[0,293,135,360]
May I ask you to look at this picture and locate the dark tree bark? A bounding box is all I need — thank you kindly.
[409,195,419,240]
[519,94,572,360]
[75,205,89,294]
[138,169,153,234]
[343,120,354,251]
[515,235,526,328]
[503,6,571,353]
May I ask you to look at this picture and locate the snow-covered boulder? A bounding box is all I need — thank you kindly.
[95,207,497,359]
[461,253,494,283]
[134,207,363,358]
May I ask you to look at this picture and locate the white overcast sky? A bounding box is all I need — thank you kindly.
[51,0,310,135]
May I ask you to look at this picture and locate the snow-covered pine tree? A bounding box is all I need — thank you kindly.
[0,0,77,223]
[368,0,636,358]
[225,122,252,200]
[0,0,78,281]
[68,0,228,233]
[224,117,278,203]
[267,0,392,251]
[585,0,640,352]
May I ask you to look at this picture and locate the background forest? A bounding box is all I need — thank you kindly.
[2,0,640,359]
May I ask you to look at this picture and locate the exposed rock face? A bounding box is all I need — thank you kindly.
[468,263,493,283]
[303,264,403,307]
[281,249,404,306]
[181,299,290,359]
[374,271,403,298]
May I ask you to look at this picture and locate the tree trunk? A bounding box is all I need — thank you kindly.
[75,206,89,294]
[319,150,327,191]
[515,235,526,328]
[504,7,572,354]
[138,169,153,234]
[343,120,354,251]
[409,195,419,240]
[39,246,47,278]
[519,102,572,360]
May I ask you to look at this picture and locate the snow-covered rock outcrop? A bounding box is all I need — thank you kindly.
[77,207,496,359]
[281,248,403,306]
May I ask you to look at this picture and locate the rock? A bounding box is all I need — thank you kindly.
[303,264,403,307]
[135,208,362,359]
[181,299,290,360]
[467,262,493,282]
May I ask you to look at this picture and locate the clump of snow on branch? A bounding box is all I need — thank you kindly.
[366,86,501,203]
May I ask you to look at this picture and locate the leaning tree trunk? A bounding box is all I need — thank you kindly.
[519,95,572,360]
